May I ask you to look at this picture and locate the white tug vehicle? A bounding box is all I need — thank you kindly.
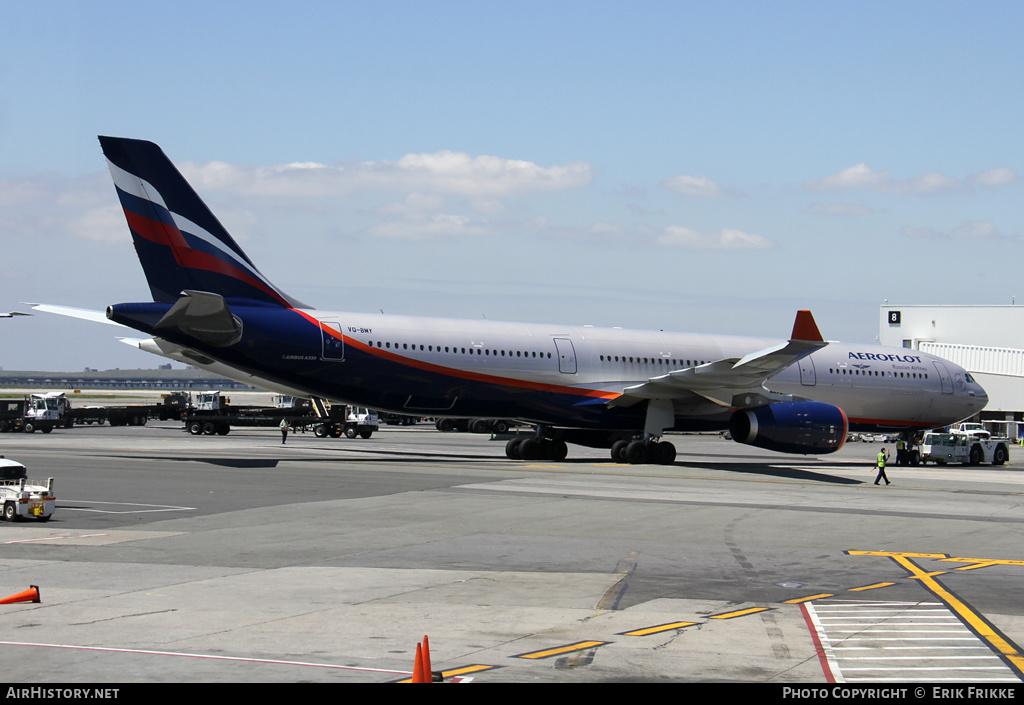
[920,424,1010,466]
[0,457,55,522]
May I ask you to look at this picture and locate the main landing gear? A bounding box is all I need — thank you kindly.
[505,436,568,461]
[610,438,676,465]
[504,433,677,465]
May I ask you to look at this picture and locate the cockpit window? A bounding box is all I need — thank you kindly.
[965,373,976,383]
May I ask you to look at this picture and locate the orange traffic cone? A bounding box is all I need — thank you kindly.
[412,642,427,683]
[0,586,40,604]
[422,635,433,678]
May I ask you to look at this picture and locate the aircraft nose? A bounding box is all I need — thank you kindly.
[971,379,989,406]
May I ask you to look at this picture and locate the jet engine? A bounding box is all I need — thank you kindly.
[729,401,848,455]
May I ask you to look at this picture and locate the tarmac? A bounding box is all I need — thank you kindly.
[0,417,1022,684]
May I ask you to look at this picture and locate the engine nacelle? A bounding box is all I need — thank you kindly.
[729,401,848,455]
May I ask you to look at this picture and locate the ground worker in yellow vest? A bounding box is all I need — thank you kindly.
[896,438,907,465]
[874,447,891,486]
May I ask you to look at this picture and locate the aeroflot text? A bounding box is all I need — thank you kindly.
[849,352,922,363]
[782,687,1017,699]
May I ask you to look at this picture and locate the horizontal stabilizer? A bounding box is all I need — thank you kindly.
[27,303,127,326]
[155,290,242,347]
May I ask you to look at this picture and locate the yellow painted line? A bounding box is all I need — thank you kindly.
[783,594,834,604]
[620,621,698,636]
[442,664,498,676]
[394,664,497,683]
[846,550,949,559]
[848,582,896,592]
[857,551,1024,676]
[709,607,771,619]
[939,557,1024,571]
[514,641,609,660]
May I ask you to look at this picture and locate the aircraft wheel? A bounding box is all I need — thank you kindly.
[625,440,649,464]
[610,440,629,463]
[519,438,543,460]
[546,439,568,461]
[505,437,524,459]
[654,441,676,465]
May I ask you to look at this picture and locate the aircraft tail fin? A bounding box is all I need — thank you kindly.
[99,136,306,308]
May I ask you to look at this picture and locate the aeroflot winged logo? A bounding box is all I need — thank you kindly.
[849,352,922,363]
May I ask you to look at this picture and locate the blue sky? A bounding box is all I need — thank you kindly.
[2,1,1023,370]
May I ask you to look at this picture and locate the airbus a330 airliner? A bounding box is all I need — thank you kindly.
[35,137,988,464]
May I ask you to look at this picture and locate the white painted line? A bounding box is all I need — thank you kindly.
[2,533,109,545]
[808,600,1021,683]
[0,641,410,676]
[60,501,195,514]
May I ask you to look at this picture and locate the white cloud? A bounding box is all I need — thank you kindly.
[951,220,1007,240]
[378,192,446,215]
[179,151,593,198]
[73,205,129,243]
[661,174,733,198]
[967,167,1017,187]
[656,226,776,250]
[366,213,492,240]
[805,164,890,192]
[803,163,1011,195]
[903,220,1011,241]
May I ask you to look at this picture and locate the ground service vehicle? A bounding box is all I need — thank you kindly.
[183,392,378,438]
[1,392,191,432]
[0,457,55,522]
[921,431,1009,466]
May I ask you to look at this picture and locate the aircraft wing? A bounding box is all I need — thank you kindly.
[609,310,827,408]
[1,311,31,318]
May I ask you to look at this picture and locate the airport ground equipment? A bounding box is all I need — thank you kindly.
[182,391,379,438]
[0,391,191,432]
[379,412,420,426]
[0,457,55,522]
[920,430,1009,465]
[0,399,35,433]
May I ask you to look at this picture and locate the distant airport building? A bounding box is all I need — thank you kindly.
[879,305,1023,434]
[0,368,255,391]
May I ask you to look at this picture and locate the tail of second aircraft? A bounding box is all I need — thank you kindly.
[99,136,305,308]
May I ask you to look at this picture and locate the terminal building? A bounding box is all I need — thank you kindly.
[879,305,1024,436]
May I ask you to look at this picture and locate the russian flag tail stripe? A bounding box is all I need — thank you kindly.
[99,136,307,309]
